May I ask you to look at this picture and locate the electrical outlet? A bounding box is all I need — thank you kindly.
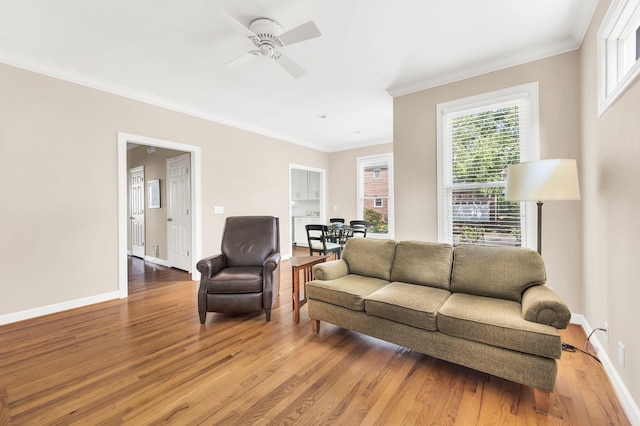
[604,322,609,343]
[618,342,625,367]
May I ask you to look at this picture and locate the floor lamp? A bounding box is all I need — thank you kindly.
[505,159,581,255]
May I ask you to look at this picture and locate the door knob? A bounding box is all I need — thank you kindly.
[167,218,173,222]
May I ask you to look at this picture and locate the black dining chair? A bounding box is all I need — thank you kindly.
[349,220,369,238]
[329,218,345,224]
[306,224,342,258]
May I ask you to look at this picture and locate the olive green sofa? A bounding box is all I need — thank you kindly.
[306,238,571,414]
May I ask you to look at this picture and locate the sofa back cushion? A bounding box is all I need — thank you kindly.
[390,241,453,289]
[451,244,546,301]
[342,238,397,281]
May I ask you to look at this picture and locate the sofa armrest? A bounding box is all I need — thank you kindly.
[196,254,226,280]
[522,285,571,329]
[313,259,349,280]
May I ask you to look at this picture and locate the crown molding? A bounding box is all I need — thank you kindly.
[386,38,580,97]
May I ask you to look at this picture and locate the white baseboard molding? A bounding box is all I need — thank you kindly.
[0,291,121,326]
[570,314,640,425]
[143,256,170,267]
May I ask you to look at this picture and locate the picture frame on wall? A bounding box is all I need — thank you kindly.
[148,179,160,208]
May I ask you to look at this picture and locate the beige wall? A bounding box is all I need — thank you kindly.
[127,146,185,260]
[0,62,327,317]
[393,52,583,313]
[327,143,393,227]
[580,0,640,406]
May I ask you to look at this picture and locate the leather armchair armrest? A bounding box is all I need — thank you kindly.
[522,285,571,329]
[263,252,281,273]
[313,259,349,281]
[196,254,226,280]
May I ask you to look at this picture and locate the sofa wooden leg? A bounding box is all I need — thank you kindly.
[533,388,550,414]
[311,319,320,333]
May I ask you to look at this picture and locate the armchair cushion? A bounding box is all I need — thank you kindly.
[207,266,263,294]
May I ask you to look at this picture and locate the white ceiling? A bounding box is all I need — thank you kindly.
[0,0,597,152]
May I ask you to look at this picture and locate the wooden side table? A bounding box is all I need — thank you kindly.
[291,255,329,324]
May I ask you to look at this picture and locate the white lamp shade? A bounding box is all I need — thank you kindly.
[505,159,581,201]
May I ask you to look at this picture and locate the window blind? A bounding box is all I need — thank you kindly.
[442,100,527,247]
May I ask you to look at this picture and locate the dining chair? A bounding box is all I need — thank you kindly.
[349,220,369,238]
[306,224,342,258]
[329,218,345,223]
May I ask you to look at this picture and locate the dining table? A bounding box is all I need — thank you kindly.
[327,224,354,246]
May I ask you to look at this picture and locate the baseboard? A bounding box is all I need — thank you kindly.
[143,255,170,267]
[570,314,640,424]
[0,291,121,326]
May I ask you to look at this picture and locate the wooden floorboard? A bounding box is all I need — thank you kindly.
[0,251,631,425]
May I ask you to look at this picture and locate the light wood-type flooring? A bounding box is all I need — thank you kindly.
[0,249,631,425]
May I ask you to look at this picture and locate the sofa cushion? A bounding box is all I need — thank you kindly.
[390,241,453,290]
[438,293,561,358]
[306,275,389,311]
[342,239,397,281]
[451,244,546,301]
[365,282,451,331]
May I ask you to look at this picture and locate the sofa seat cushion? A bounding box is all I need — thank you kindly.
[438,293,561,359]
[207,266,263,293]
[306,275,390,311]
[365,282,451,331]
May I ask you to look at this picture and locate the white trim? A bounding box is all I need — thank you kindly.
[436,82,539,248]
[118,132,201,300]
[597,0,640,115]
[0,292,120,326]
[143,256,171,268]
[571,314,640,424]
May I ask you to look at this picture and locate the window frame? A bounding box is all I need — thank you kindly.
[436,82,540,249]
[598,0,640,115]
[357,153,394,238]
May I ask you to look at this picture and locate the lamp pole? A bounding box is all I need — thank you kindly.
[537,201,543,255]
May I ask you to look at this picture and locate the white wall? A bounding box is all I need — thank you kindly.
[580,0,640,412]
[0,62,327,321]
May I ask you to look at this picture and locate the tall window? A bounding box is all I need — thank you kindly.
[357,154,393,237]
[437,83,539,248]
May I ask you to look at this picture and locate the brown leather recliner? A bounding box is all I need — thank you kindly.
[197,216,281,323]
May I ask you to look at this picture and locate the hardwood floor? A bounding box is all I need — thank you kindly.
[0,253,630,425]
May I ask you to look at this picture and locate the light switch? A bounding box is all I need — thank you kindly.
[214,206,224,214]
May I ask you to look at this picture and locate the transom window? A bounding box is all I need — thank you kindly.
[437,83,539,248]
[598,0,640,114]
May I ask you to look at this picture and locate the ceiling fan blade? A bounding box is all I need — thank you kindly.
[221,12,257,38]
[278,21,321,46]
[224,51,257,69]
[275,54,306,78]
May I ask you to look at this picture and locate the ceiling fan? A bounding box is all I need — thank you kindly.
[222,13,321,78]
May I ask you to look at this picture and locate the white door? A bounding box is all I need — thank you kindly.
[130,166,145,258]
[167,154,191,272]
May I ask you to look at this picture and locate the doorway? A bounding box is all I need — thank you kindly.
[129,166,145,258]
[289,164,326,251]
[118,132,202,299]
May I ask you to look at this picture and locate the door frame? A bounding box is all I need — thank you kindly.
[288,163,326,254]
[118,132,202,298]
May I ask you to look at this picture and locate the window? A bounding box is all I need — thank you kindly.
[357,154,393,237]
[437,83,539,248]
[598,0,640,114]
